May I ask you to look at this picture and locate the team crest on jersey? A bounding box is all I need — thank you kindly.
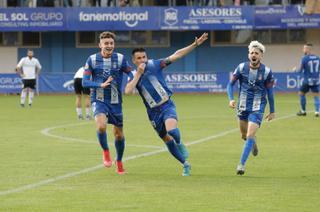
[258,74,262,81]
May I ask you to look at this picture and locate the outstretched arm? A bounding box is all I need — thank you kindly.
[167,32,208,64]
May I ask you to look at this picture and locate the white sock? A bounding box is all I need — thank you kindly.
[20,90,27,105]
[28,91,34,105]
[76,108,82,116]
[85,107,91,116]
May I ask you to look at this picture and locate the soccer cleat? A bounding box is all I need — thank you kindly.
[103,150,112,168]
[315,112,319,117]
[236,164,245,175]
[78,114,83,120]
[115,161,125,175]
[296,111,307,116]
[20,104,25,107]
[252,142,258,156]
[182,162,191,176]
[177,143,189,159]
[28,104,32,107]
[86,115,92,120]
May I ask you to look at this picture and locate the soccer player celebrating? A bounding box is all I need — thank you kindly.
[125,32,208,176]
[82,31,132,175]
[227,41,275,175]
[296,43,320,117]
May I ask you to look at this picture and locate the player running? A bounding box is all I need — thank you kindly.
[82,31,132,175]
[125,33,208,176]
[227,41,275,175]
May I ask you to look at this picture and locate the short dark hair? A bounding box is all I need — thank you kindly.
[132,48,146,56]
[99,31,116,40]
[305,43,313,47]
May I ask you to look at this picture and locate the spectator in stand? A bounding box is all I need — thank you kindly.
[7,0,18,6]
[92,0,101,6]
[106,0,114,6]
[64,0,73,6]
[305,0,320,14]
[234,0,255,5]
[118,0,129,6]
[291,0,305,4]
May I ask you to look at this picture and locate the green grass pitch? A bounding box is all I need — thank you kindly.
[0,93,319,211]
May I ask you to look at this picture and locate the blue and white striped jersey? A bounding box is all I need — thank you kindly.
[83,52,131,105]
[128,59,172,109]
[231,62,275,112]
[299,54,320,86]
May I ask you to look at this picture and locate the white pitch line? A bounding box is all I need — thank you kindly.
[41,122,162,149]
[0,113,297,196]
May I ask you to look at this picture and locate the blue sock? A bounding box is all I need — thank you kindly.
[165,140,185,164]
[300,95,306,111]
[240,137,255,166]
[168,128,181,144]
[115,138,125,161]
[97,131,108,151]
[314,96,319,112]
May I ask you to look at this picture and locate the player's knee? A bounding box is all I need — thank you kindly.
[114,134,123,141]
[246,134,255,140]
[241,134,247,141]
[162,134,173,142]
[97,124,106,133]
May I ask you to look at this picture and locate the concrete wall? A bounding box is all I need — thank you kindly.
[0,47,17,73]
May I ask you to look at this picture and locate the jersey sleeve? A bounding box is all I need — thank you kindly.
[121,57,132,74]
[299,56,307,73]
[127,70,136,82]
[35,59,42,70]
[230,64,242,84]
[227,64,242,101]
[265,69,275,88]
[84,57,93,76]
[155,58,171,70]
[17,58,25,68]
[82,57,101,88]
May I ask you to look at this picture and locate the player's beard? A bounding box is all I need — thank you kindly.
[250,59,260,68]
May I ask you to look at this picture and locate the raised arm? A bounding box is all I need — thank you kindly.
[167,32,208,64]
[125,63,145,94]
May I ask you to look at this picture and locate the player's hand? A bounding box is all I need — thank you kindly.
[265,112,275,121]
[292,66,297,72]
[137,63,146,75]
[194,32,208,47]
[229,100,236,109]
[101,76,113,88]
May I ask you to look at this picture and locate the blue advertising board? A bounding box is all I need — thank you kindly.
[67,7,160,30]
[0,6,320,31]
[160,6,254,30]
[254,5,320,29]
[0,8,66,31]
[0,72,310,94]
